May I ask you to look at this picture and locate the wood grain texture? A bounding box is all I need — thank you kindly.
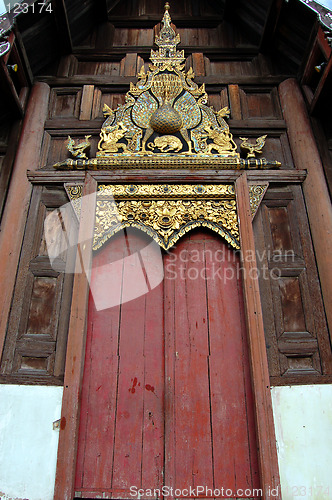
[75,229,260,498]
[164,231,260,497]
[236,173,281,500]
[192,53,205,76]
[36,75,294,87]
[79,85,94,120]
[279,78,332,338]
[228,84,242,120]
[0,83,50,365]
[75,229,164,498]
[54,173,97,500]
[253,185,332,383]
[27,169,308,185]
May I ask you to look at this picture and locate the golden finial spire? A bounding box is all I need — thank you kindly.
[149,2,185,68]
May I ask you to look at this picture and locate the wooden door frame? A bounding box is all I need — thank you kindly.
[236,173,281,499]
[53,171,282,500]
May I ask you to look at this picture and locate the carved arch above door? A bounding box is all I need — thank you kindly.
[65,182,268,251]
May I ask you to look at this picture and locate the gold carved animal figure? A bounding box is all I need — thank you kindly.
[147,135,183,153]
[98,122,128,153]
[66,135,91,159]
[203,124,237,154]
[239,135,267,158]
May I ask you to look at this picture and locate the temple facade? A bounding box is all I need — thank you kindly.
[0,1,332,499]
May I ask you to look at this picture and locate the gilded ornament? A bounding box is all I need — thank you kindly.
[248,183,269,218]
[64,183,260,252]
[54,4,280,171]
[65,182,269,250]
[147,135,183,153]
[66,135,91,160]
[150,103,183,134]
[240,135,267,159]
[97,122,128,155]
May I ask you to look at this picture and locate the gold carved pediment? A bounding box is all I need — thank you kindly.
[65,183,268,251]
[54,4,280,172]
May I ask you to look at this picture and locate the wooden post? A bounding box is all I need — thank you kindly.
[236,173,281,500]
[54,173,97,500]
[279,78,332,336]
[228,84,242,120]
[0,82,50,362]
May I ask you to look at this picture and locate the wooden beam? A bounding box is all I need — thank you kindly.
[0,82,50,363]
[54,172,97,500]
[0,119,22,218]
[279,78,332,342]
[42,117,286,131]
[107,0,122,15]
[71,46,258,60]
[27,169,307,184]
[228,84,242,120]
[13,26,34,86]
[235,173,281,500]
[259,0,283,51]
[79,85,94,121]
[108,15,224,28]
[36,74,294,87]
[51,0,73,54]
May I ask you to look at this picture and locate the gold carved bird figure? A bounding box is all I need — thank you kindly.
[66,135,92,159]
[239,135,267,158]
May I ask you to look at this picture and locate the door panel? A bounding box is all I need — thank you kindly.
[75,229,164,497]
[75,228,260,498]
[164,231,260,496]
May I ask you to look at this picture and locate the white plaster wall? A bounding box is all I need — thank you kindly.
[0,385,63,500]
[271,384,332,500]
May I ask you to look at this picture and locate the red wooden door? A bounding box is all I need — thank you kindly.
[75,228,260,499]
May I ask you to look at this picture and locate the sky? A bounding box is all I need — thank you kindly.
[320,0,332,8]
[0,0,6,16]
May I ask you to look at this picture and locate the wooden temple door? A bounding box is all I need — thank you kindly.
[74,227,260,499]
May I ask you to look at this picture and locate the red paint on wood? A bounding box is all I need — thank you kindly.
[76,228,260,498]
[164,231,260,496]
[75,229,164,498]
[168,236,213,490]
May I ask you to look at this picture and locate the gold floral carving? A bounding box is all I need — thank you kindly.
[248,183,269,218]
[54,4,281,171]
[94,198,239,251]
[66,184,239,250]
[65,183,270,251]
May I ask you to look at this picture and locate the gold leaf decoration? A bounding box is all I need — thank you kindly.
[54,4,280,171]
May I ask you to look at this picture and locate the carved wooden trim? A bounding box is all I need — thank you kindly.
[0,83,50,365]
[279,78,332,339]
[236,173,281,500]
[27,169,308,184]
[54,173,97,500]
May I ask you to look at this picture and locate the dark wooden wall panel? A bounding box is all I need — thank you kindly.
[239,87,282,119]
[49,88,82,119]
[0,186,77,384]
[253,185,332,385]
